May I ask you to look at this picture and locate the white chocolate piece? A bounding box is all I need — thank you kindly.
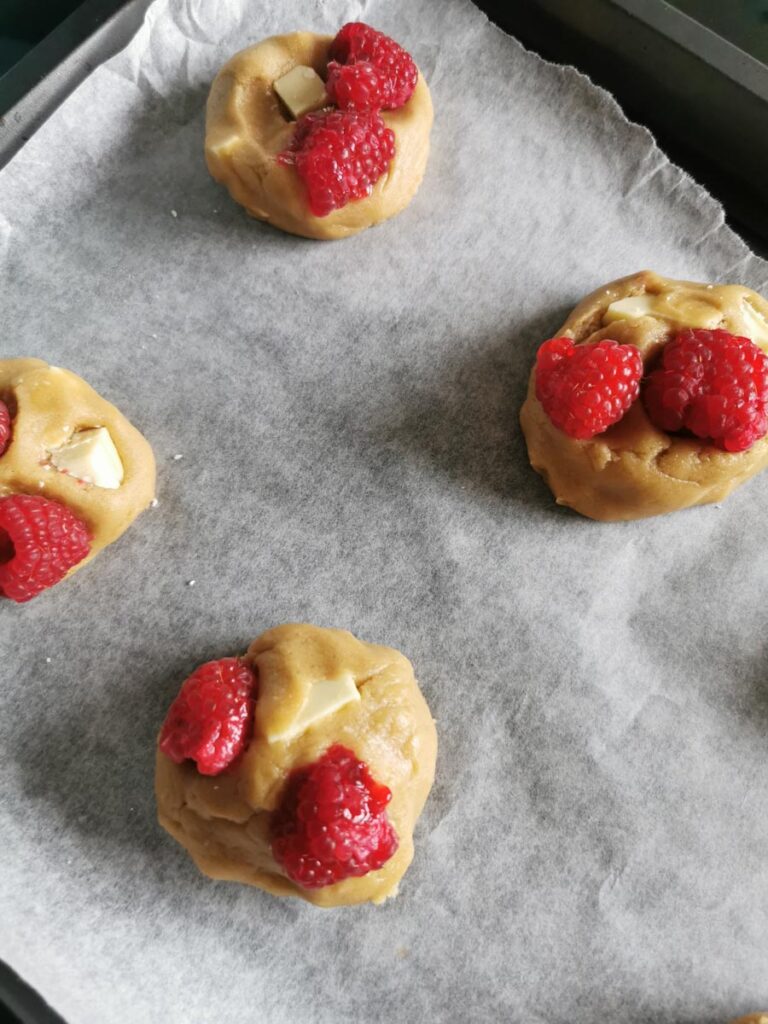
[603,295,657,322]
[604,293,722,329]
[273,65,327,119]
[265,671,360,743]
[50,427,124,489]
[742,299,768,350]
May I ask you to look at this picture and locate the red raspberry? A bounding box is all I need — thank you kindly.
[279,109,395,217]
[535,337,643,439]
[643,328,768,452]
[326,60,390,112]
[329,22,418,110]
[0,494,91,603]
[271,744,398,890]
[159,658,257,776]
[0,400,11,456]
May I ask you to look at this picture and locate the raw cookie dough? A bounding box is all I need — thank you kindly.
[156,623,438,907]
[519,270,768,521]
[205,32,433,240]
[730,1017,768,1023]
[0,358,156,571]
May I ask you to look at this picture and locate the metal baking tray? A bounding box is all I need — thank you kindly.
[0,961,63,1024]
[485,0,768,256]
[0,0,151,170]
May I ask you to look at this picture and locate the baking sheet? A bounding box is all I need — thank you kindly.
[1,0,768,1021]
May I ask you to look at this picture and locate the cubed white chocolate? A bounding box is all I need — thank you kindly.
[605,293,722,330]
[604,295,657,323]
[266,672,360,743]
[741,299,768,350]
[50,426,124,489]
[273,65,327,120]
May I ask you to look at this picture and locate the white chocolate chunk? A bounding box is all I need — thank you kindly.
[605,293,723,329]
[50,427,124,489]
[604,295,658,323]
[273,65,327,119]
[741,299,768,350]
[266,672,360,743]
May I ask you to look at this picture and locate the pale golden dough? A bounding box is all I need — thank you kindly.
[519,271,768,521]
[0,358,155,572]
[155,623,438,907]
[730,1017,768,1024]
[205,32,433,240]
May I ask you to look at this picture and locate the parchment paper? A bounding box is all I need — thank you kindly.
[1,1,767,1022]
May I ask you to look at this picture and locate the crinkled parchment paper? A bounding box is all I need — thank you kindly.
[1,1,767,1021]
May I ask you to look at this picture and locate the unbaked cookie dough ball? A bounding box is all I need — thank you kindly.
[0,358,155,601]
[155,623,438,907]
[520,270,768,521]
[205,22,433,240]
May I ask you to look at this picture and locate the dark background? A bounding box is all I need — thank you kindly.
[0,1,86,69]
[673,0,768,62]
[0,0,765,72]
[1,0,766,71]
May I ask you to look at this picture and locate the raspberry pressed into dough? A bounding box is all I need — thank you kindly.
[155,623,438,907]
[519,271,768,521]
[0,358,155,585]
[204,32,433,240]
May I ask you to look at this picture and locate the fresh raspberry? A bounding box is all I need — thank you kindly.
[0,494,91,603]
[271,744,398,889]
[279,109,395,217]
[0,400,11,457]
[159,658,257,776]
[535,337,643,439]
[329,22,418,110]
[326,60,389,112]
[643,328,768,452]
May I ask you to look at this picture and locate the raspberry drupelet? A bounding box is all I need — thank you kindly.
[279,109,395,217]
[643,328,768,452]
[0,494,91,603]
[535,337,643,440]
[271,744,399,889]
[159,658,257,776]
